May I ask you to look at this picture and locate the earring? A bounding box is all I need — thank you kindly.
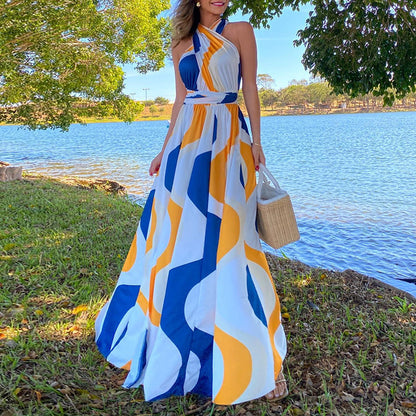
[196,1,200,6]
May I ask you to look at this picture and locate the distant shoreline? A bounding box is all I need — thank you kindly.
[79,106,416,124]
[1,107,415,128]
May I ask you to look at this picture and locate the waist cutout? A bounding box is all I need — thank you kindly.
[184,90,238,105]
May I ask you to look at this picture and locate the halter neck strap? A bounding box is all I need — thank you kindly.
[215,19,227,34]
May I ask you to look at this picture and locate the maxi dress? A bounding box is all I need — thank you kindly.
[95,19,287,405]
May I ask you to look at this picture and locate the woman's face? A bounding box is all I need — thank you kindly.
[198,0,229,16]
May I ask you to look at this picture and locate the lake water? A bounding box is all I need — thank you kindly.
[1,112,416,298]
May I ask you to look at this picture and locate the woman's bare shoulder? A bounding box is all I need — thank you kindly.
[225,21,254,35]
[223,21,255,53]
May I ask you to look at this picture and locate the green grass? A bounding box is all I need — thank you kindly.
[1,177,415,415]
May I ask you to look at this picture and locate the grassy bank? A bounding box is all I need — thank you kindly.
[77,106,416,125]
[0,177,415,416]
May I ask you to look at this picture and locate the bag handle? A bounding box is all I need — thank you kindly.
[257,163,281,198]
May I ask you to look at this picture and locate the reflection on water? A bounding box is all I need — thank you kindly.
[1,112,416,297]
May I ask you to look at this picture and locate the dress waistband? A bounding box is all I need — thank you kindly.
[184,90,238,105]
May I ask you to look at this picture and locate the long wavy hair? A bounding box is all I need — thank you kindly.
[171,0,200,45]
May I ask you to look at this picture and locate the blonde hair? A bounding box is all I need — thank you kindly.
[172,0,200,45]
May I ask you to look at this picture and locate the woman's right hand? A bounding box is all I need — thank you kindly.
[251,143,266,171]
[149,151,163,176]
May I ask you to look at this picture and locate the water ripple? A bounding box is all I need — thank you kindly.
[1,112,415,297]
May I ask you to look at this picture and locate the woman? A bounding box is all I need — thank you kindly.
[95,0,288,404]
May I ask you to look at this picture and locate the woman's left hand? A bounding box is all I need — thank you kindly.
[251,144,266,171]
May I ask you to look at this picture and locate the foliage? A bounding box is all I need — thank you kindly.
[0,177,415,415]
[281,84,308,106]
[257,74,333,108]
[259,88,280,109]
[306,81,333,104]
[154,96,170,105]
[228,0,416,105]
[289,78,308,86]
[255,75,416,111]
[0,0,170,130]
[295,0,416,105]
[226,0,310,27]
[257,73,275,90]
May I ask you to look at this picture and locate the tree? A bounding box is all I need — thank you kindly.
[306,82,333,106]
[280,84,308,107]
[237,90,245,106]
[227,0,416,105]
[154,96,169,105]
[257,73,275,90]
[289,79,308,86]
[0,0,170,130]
[226,0,309,28]
[259,88,280,109]
[295,1,416,105]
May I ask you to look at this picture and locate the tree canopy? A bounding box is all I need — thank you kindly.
[0,0,170,130]
[257,73,275,90]
[228,0,416,105]
[2,0,415,130]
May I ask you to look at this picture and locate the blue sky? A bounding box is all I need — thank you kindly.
[122,5,314,102]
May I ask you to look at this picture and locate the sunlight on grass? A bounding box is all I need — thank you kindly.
[28,294,71,306]
[293,274,313,288]
[0,326,20,341]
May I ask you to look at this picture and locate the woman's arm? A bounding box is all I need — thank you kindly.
[231,22,266,169]
[149,44,188,176]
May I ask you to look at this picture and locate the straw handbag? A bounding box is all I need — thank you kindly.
[256,164,300,249]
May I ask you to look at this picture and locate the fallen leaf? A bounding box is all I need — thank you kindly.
[71,305,88,315]
[75,388,99,400]
[68,325,81,333]
[342,392,355,402]
[3,243,17,251]
[352,387,365,396]
[35,390,42,402]
[131,398,145,403]
[58,386,72,395]
[394,410,405,416]
[9,308,24,316]
[380,384,390,394]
